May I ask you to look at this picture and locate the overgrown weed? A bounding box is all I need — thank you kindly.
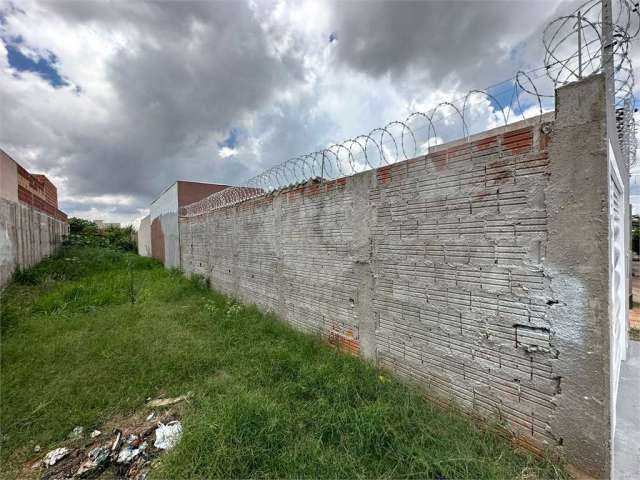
[0,244,566,479]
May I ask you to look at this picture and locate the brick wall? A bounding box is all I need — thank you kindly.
[371,124,557,446]
[181,120,557,435]
[178,77,616,477]
[33,174,58,207]
[16,165,66,222]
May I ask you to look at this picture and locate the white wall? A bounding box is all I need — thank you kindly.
[137,215,151,257]
[150,183,180,268]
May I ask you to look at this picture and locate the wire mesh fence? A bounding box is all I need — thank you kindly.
[181,0,639,218]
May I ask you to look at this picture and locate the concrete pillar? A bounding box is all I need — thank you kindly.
[546,74,611,478]
[272,194,288,322]
[231,207,240,297]
[349,171,377,363]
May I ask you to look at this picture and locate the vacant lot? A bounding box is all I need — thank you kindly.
[0,245,565,479]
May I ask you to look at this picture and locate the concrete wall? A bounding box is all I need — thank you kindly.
[137,215,151,257]
[545,75,614,476]
[0,197,68,288]
[179,76,616,477]
[0,150,18,203]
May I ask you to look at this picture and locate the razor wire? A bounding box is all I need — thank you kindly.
[181,0,639,218]
[181,72,556,217]
[543,0,639,167]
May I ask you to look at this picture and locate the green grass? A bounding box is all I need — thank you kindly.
[0,245,565,479]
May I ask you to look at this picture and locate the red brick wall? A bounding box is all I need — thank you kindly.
[177,181,229,207]
[16,165,67,221]
[33,174,58,207]
[150,217,165,264]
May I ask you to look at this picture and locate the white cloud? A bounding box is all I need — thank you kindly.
[218,146,238,159]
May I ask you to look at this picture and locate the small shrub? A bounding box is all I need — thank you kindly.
[203,298,242,320]
[225,302,243,319]
[204,299,221,317]
[168,267,184,278]
[189,274,209,291]
[12,268,39,285]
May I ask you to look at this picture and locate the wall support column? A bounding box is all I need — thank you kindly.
[349,171,377,363]
[546,74,611,478]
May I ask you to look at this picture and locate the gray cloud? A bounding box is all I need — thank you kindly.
[51,1,303,196]
[0,0,582,224]
[1,1,306,207]
[328,0,565,86]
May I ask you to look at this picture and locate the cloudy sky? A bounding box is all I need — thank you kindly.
[2,0,638,225]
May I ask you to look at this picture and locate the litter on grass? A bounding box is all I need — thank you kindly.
[26,403,184,479]
[75,446,110,476]
[116,444,146,464]
[42,447,69,467]
[146,393,191,408]
[68,426,83,440]
[153,421,182,450]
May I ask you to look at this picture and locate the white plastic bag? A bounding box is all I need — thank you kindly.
[153,421,182,450]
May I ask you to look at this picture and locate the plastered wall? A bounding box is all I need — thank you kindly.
[179,76,616,477]
[137,215,152,257]
[0,150,18,203]
[150,183,179,268]
[0,197,68,288]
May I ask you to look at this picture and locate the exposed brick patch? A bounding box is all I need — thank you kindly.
[377,166,392,184]
[287,189,301,201]
[17,176,67,222]
[502,127,534,154]
[304,183,321,197]
[429,151,448,171]
[474,135,499,152]
[328,327,360,356]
